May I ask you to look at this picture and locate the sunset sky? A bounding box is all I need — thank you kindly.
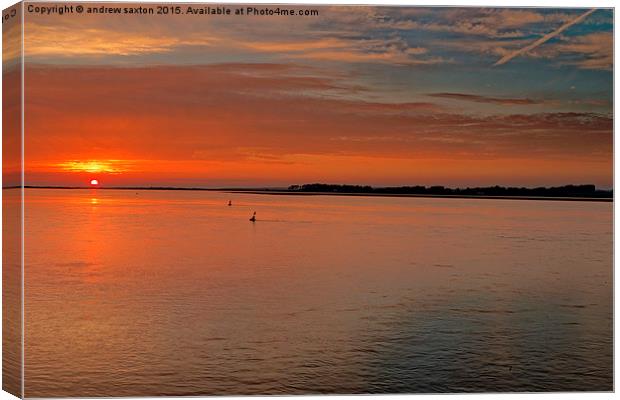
[6,5,614,188]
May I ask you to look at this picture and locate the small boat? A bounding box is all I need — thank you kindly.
[249,212,256,222]
[228,200,232,206]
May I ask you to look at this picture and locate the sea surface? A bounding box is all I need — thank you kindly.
[21,188,612,396]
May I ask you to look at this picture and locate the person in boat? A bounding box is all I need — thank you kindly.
[249,211,256,222]
[228,200,232,206]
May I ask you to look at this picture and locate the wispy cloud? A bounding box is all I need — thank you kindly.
[245,36,445,66]
[24,24,216,57]
[376,9,579,39]
[23,21,447,66]
[427,92,542,105]
[20,6,611,75]
[23,64,612,161]
[553,32,612,70]
[53,160,135,173]
[493,8,597,66]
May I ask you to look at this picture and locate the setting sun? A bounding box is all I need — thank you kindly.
[90,179,99,186]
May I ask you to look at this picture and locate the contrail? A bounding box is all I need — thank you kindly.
[493,8,596,67]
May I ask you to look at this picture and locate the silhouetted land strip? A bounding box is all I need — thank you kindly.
[239,183,612,202]
[16,184,613,202]
[288,183,612,198]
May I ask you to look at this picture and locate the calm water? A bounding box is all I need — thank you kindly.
[22,189,612,396]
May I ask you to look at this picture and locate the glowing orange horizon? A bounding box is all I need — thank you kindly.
[55,160,131,174]
[16,61,612,189]
[25,154,612,189]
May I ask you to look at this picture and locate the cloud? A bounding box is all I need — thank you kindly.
[24,17,448,67]
[427,92,541,105]
[244,36,444,65]
[376,8,578,38]
[552,32,613,70]
[295,47,445,66]
[53,160,134,174]
[436,29,612,71]
[24,24,204,57]
[23,64,611,162]
[19,6,611,75]
[493,8,596,66]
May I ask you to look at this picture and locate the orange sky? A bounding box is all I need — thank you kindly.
[5,5,614,188]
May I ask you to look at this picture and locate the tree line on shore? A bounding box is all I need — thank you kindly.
[287,183,612,198]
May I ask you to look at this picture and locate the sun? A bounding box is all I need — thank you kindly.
[90,179,99,186]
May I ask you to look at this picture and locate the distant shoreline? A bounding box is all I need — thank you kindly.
[6,186,613,202]
[226,190,613,202]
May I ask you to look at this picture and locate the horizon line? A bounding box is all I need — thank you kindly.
[3,184,612,202]
[3,183,614,190]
